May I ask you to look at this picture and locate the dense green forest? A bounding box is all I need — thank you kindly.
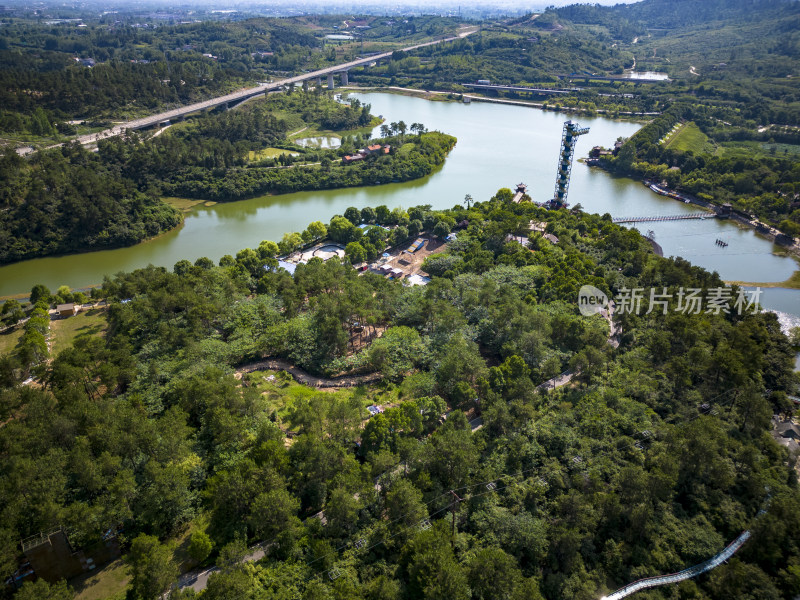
[162,129,454,202]
[0,144,181,265]
[0,15,461,139]
[0,19,317,135]
[1,196,798,600]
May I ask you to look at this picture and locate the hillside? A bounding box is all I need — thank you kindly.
[1,197,798,600]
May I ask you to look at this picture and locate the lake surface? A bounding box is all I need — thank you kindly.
[1,92,798,319]
[295,135,342,149]
[627,71,670,81]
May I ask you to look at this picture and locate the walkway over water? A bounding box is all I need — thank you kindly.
[613,213,717,224]
[461,83,577,95]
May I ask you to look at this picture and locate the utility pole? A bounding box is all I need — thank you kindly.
[449,490,462,546]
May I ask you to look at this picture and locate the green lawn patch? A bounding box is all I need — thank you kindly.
[50,308,107,357]
[71,558,129,600]
[162,197,205,212]
[0,326,24,356]
[247,148,299,161]
[717,140,800,159]
[397,142,416,155]
[665,122,714,154]
[243,370,396,425]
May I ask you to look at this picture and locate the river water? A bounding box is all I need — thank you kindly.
[1,92,798,329]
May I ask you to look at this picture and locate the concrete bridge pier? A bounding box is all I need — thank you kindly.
[327,74,335,90]
[341,70,349,86]
[317,76,323,88]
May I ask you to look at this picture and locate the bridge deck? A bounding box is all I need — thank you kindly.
[613,213,716,224]
[58,31,476,149]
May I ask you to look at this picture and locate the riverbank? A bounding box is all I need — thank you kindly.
[588,162,800,264]
[341,85,658,120]
[725,270,800,290]
[1,91,797,303]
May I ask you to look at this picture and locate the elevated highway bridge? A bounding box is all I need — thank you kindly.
[31,30,476,153]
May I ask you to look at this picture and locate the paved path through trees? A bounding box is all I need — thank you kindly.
[237,358,381,388]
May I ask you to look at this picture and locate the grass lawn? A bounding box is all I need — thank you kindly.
[247,147,299,161]
[163,197,206,212]
[50,308,107,357]
[665,122,714,154]
[244,370,397,425]
[397,142,416,155]
[717,140,800,159]
[0,326,24,356]
[71,559,129,600]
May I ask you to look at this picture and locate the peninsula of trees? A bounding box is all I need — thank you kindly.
[0,92,455,265]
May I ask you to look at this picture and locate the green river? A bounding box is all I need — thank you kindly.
[1,92,798,334]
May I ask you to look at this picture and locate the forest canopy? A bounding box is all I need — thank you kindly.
[1,196,798,600]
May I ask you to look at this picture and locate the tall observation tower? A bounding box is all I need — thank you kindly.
[550,120,589,209]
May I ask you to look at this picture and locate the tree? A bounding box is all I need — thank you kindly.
[127,534,179,600]
[278,232,303,256]
[494,188,514,203]
[217,536,248,571]
[385,479,427,526]
[368,326,424,382]
[307,221,328,241]
[325,487,361,535]
[380,124,391,138]
[365,226,388,248]
[344,207,362,225]
[55,285,73,304]
[248,488,300,540]
[391,226,409,246]
[433,220,452,239]
[361,207,377,224]
[435,336,487,400]
[258,240,280,259]
[468,548,523,600]
[187,530,213,565]
[345,242,367,264]
[328,216,356,243]
[29,284,51,306]
[375,205,391,224]
[15,580,73,600]
[405,528,470,600]
[464,194,473,208]
[1,299,24,326]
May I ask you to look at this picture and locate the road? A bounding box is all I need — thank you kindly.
[18,29,477,156]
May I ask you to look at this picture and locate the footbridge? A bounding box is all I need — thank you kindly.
[461,83,579,95]
[612,213,717,224]
[66,30,476,147]
[602,530,751,600]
